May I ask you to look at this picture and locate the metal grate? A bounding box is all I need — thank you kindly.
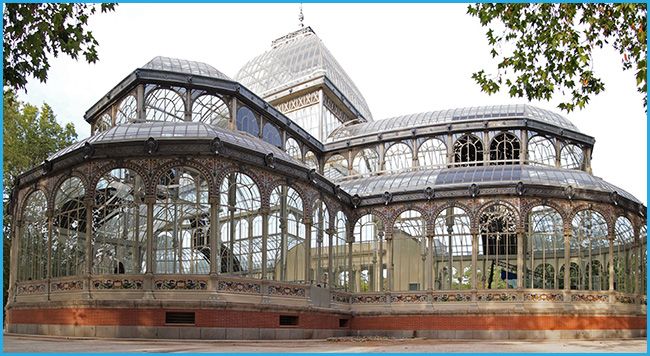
[279,315,299,326]
[165,312,195,325]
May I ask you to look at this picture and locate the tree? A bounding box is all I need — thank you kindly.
[467,3,647,112]
[2,90,78,317]
[3,3,117,91]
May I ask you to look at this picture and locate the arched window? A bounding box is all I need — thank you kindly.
[352,214,386,292]
[219,172,261,276]
[352,148,379,178]
[614,216,635,293]
[332,211,349,291]
[304,151,318,171]
[311,200,330,285]
[93,168,147,274]
[479,205,518,289]
[18,191,48,281]
[527,135,556,166]
[95,113,112,133]
[454,134,483,167]
[52,177,86,278]
[434,207,472,290]
[384,142,413,173]
[418,138,447,169]
[154,167,210,274]
[268,186,305,282]
[393,210,427,291]
[236,107,259,137]
[116,95,137,124]
[489,132,520,165]
[262,123,282,148]
[525,205,563,289]
[571,210,608,290]
[192,94,229,128]
[285,137,301,161]
[560,144,585,170]
[145,88,185,122]
[324,154,348,181]
[640,226,647,296]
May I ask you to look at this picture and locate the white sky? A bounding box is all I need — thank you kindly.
[18,3,647,205]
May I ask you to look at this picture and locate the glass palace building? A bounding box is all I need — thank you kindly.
[6,27,647,340]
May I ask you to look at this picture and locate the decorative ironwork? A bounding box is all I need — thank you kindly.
[264,152,275,168]
[144,137,159,155]
[468,183,480,198]
[210,137,223,155]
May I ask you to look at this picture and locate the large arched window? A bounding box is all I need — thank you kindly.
[285,137,301,161]
[268,186,305,282]
[352,148,379,178]
[525,206,564,289]
[453,134,483,167]
[262,123,282,148]
[331,211,349,291]
[479,205,518,289]
[304,151,318,171]
[489,132,520,165]
[418,138,447,169]
[94,114,112,133]
[614,216,635,293]
[311,200,330,285]
[433,207,472,290]
[392,210,427,291]
[92,168,147,274]
[52,177,86,278]
[324,154,348,181]
[352,214,386,292]
[145,88,185,122]
[560,144,585,170]
[384,142,413,173]
[527,135,556,166]
[192,94,229,128]
[18,190,48,281]
[571,210,608,290]
[236,107,259,137]
[154,167,210,274]
[116,95,137,124]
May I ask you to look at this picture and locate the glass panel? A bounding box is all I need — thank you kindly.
[18,191,48,281]
[524,205,564,289]
[52,177,86,278]
[392,210,427,291]
[478,205,517,289]
[571,210,609,291]
[268,185,305,282]
[352,214,386,292]
[92,168,147,274]
[192,94,229,128]
[434,207,472,290]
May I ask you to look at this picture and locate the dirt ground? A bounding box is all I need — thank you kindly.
[3,334,647,353]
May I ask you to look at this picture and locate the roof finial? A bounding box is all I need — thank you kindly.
[299,3,304,28]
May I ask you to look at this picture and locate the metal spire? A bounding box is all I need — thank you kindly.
[299,3,304,28]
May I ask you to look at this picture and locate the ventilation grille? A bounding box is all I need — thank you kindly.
[165,312,195,325]
[279,315,299,326]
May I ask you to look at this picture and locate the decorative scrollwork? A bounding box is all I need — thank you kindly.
[351,194,361,208]
[515,181,526,196]
[264,152,275,168]
[42,160,52,176]
[424,186,435,200]
[468,183,480,198]
[382,191,393,205]
[144,137,159,155]
[210,137,223,155]
[563,185,574,200]
[609,191,618,205]
[82,142,95,160]
[308,168,317,183]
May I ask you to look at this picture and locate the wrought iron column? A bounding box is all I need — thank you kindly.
[304,217,312,284]
[471,227,479,289]
[261,207,269,279]
[385,232,392,292]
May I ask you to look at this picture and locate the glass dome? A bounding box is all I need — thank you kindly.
[328,104,579,141]
[234,27,373,121]
[142,56,232,80]
[48,121,302,166]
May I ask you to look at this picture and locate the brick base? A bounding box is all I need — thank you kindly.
[6,308,647,340]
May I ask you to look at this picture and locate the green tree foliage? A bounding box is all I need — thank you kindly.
[467,3,647,112]
[3,3,116,91]
[3,89,77,313]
